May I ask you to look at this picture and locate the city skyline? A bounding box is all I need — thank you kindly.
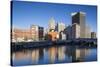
[12,1,97,32]
[11,1,97,66]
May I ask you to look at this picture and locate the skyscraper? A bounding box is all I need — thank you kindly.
[48,17,56,31]
[72,23,80,39]
[56,22,66,40]
[57,22,66,33]
[72,12,86,38]
[85,25,91,38]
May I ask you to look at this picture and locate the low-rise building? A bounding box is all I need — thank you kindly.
[12,25,44,42]
[48,29,59,41]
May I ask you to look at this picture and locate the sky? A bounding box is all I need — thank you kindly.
[12,1,97,32]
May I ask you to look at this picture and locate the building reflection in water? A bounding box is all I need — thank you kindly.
[31,49,39,64]
[39,48,44,61]
[57,46,66,61]
[12,45,95,66]
[48,46,57,63]
[13,50,31,60]
[72,47,90,62]
[46,45,71,63]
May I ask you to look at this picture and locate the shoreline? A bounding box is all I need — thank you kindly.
[11,40,97,51]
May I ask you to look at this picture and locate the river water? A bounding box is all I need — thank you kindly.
[11,45,97,66]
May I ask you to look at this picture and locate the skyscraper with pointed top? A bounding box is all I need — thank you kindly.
[48,17,56,32]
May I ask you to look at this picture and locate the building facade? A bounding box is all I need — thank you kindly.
[72,12,86,38]
[31,25,44,41]
[48,18,56,31]
[48,29,59,41]
[12,25,44,42]
[65,26,72,40]
[31,25,38,41]
[72,23,80,39]
[85,25,91,38]
[12,28,31,42]
[57,22,66,33]
[91,32,96,38]
[59,31,66,40]
[38,26,44,40]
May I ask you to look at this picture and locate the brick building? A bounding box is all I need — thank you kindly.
[12,25,44,42]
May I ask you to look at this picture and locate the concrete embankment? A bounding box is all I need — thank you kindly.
[11,40,97,51]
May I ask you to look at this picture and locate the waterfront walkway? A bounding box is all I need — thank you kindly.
[11,38,97,51]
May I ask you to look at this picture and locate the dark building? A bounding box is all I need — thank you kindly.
[64,26,72,40]
[38,26,44,40]
[91,32,96,38]
[72,12,86,38]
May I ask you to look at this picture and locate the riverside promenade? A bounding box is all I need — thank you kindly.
[11,38,97,51]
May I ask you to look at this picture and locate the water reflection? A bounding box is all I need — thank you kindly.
[12,45,97,66]
[31,49,39,64]
[48,47,57,63]
[58,46,66,61]
[72,47,90,62]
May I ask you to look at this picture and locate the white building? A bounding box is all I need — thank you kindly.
[31,25,44,41]
[85,25,91,38]
[57,22,66,33]
[59,32,66,40]
[48,17,56,31]
[31,25,39,41]
[72,23,80,39]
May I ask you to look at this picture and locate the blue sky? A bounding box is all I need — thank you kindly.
[12,1,97,32]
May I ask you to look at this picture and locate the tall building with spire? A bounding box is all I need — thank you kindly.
[48,17,56,32]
